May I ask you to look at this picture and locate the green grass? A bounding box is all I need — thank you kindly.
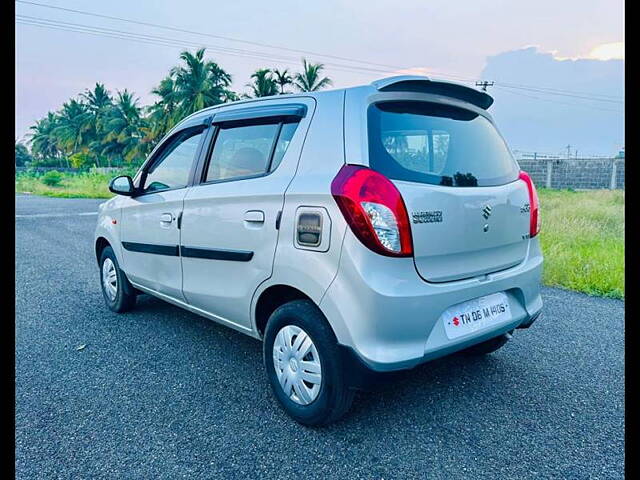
[15,171,624,299]
[538,188,624,299]
[16,171,117,199]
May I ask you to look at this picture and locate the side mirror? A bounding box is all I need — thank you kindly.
[109,175,136,196]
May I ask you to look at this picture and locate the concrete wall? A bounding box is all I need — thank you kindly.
[516,157,625,189]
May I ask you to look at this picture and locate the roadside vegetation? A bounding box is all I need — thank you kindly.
[15,49,332,171]
[15,170,132,199]
[537,188,624,299]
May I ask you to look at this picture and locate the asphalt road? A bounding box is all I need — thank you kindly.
[15,194,625,479]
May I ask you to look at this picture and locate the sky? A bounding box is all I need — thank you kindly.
[15,0,625,156]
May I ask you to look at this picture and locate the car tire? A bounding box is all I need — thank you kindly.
[99,246,136,313]
[263,299,355,427]
[459,332,512,356]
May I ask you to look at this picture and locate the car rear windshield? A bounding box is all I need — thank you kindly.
[367,101,519,187]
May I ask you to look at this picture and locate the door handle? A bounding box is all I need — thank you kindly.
[160,213,174,224]
[244,210,265,223]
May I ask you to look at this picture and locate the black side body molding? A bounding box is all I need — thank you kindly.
[122,242,179,256]
[181,246,254,262]
[121,242,253,262]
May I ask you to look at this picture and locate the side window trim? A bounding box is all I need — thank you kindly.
[192,124,219,186]
[135,125,208,196]
[211,104,307,125]
[197,125,221,185]
[265,122,284,173]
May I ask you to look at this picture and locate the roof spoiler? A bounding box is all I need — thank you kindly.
[371,75,494,110]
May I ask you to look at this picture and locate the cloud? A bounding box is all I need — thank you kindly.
[521,42,624,61]
[480,47,624,156]
[587,42,624,60]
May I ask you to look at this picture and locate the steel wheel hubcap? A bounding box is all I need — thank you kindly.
[272,325,322,405]
[102,258,118,301]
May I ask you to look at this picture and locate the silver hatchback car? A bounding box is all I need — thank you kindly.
[95,75,543,425]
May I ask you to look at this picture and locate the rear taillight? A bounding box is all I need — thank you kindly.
[519,171,540,237]
[331,165,413,257]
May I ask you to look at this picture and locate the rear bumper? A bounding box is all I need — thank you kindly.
[319,232,543,373]
[338,311,541,390]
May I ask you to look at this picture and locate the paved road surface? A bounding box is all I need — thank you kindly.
[15,195,625,479]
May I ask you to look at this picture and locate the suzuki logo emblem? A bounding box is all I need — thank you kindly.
[482,205,492,219]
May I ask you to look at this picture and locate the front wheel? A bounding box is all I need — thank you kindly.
[263,300,354,426]
[99,246,136,313]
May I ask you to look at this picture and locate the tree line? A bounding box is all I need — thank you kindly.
[16,49,332,168]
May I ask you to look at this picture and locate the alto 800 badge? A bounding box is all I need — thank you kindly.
[412,211,443,224]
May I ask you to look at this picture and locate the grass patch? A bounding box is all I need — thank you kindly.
[16,171,118,199]
[538,189,624,299]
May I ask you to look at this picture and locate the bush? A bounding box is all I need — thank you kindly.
[41,170,63,187]
[69,152,90,169]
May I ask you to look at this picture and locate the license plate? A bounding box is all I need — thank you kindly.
[442,292,511,340]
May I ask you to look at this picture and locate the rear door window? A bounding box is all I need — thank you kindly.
[204,119,299,183]
[368,101,519,187]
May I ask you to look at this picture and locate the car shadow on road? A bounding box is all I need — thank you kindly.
[130,294,533,430]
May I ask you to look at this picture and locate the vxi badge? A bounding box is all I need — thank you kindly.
[412,211,443,224]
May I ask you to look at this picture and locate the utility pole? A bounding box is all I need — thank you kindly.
[475,81,494,92]
[566,144,571,159]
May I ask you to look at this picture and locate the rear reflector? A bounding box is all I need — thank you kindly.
[519,171,540,237]
[331,165,413,257]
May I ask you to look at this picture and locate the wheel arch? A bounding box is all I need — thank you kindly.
[95,236,111,264]
[254,284,318,338]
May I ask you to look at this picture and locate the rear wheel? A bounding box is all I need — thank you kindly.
[460,332,512,356]
[99,246,136,313]
[263,300,354,426]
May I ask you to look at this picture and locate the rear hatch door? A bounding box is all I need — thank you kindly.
[396,180,529,282]
[367,100,531,283]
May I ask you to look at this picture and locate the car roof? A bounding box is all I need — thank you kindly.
[178,75,494,127]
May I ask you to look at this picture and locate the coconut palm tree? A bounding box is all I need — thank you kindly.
[80,83,113,166]
[170,48,234,119]
[53,100,92,166]
[273,68,293,94]
[100,90,149,165]
[246,68,278,97]
[81,83,112,114]
[220,89,239,103]
[147,76,180,144]
[293,58,332,92]
[24,49,241,168]
[29,112,64,165]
